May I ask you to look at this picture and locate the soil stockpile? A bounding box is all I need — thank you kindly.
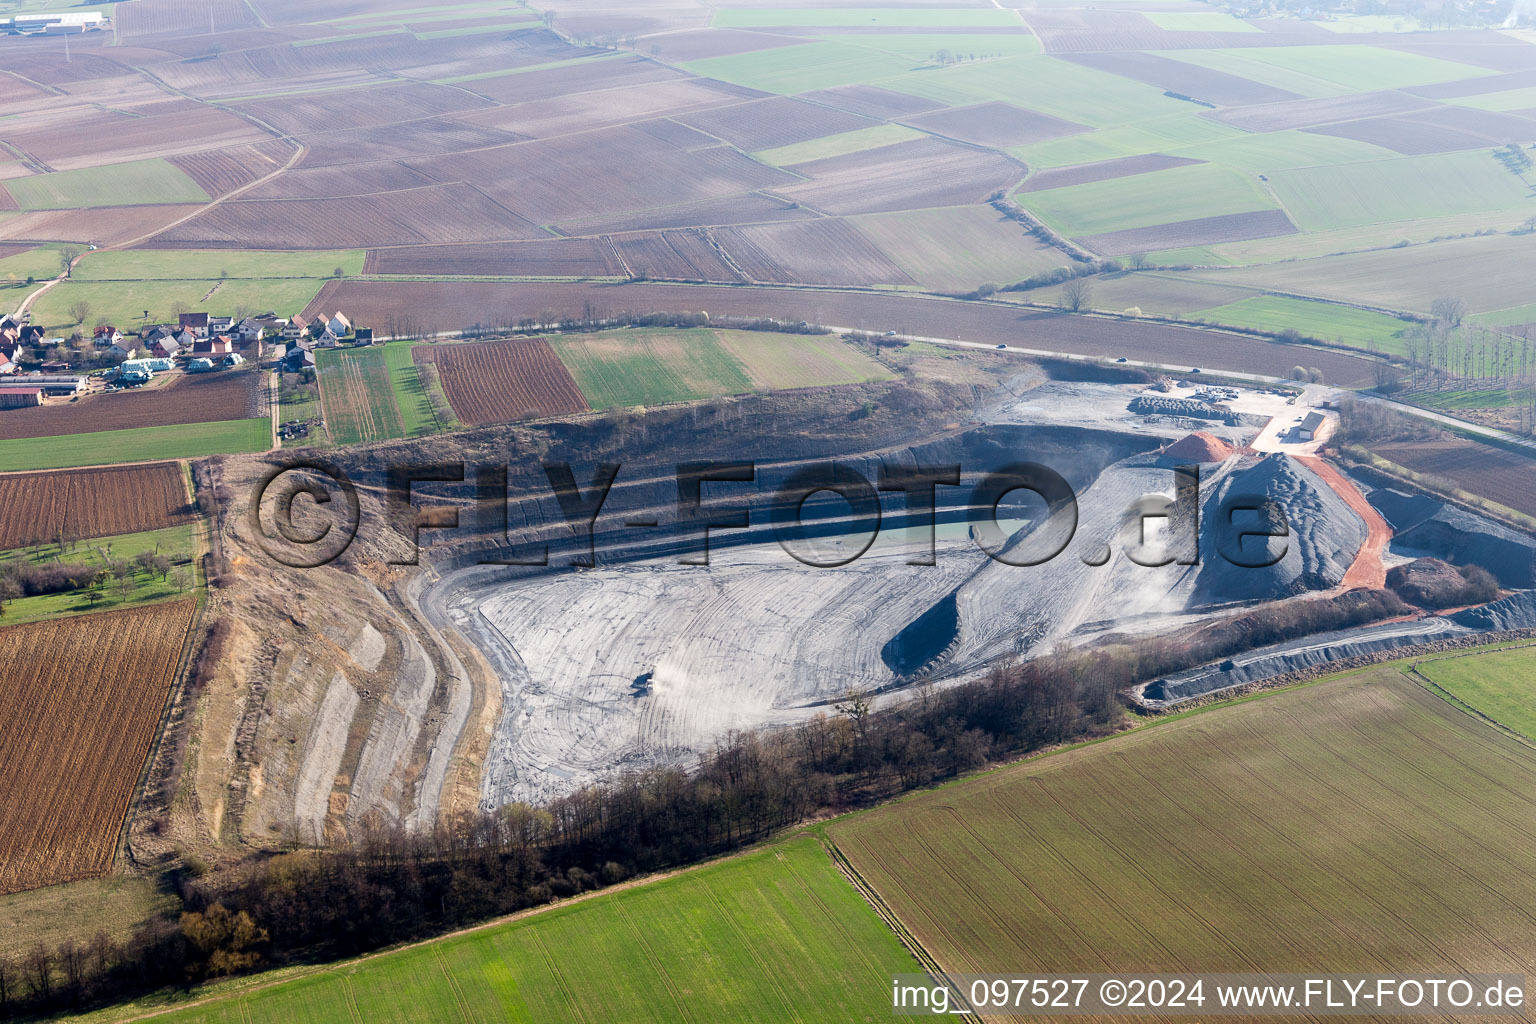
[1164,431,1235,463]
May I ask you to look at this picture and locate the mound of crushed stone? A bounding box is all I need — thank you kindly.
[1451,590,1536,632]
[1368,488,1536,588]
[1164,431,1235,463]
[1194,453,1366,604]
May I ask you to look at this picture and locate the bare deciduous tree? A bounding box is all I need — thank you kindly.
[1431,295,1467,328]
[1061,277,1092,313]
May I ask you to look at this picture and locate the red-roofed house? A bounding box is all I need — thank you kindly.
[192,336,234,356]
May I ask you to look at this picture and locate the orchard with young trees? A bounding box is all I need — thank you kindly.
[1391,296,1536,434]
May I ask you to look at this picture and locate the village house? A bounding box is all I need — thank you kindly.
[93,325,123,348]
[150,334,183,359]
[0,354,16,376]
[110,338,138,360]
[282,345,316,372]
[353,327,374,345]
[326,312,352,337]
[192,335,234,357]
[179,312,210,337]
[281,315,309,341]
[208,315,235,334]
[232,318,265,344]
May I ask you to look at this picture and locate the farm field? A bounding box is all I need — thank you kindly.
[315,346,408,445]
[383,342,445,437]
[682,40,918,94]
[31,278,330,334]
[1017,162,1279,239]
[0,369,262,441]
[1265,150,1535,231]
[1166,45,1496,97]
[550,329,754,408]
[828,668,1536,978]
[415,337,588,425]
[0,600,197,895]
[712,8,1021,28]
[1416,644,1536,739]
[122,837,920,1024]
[0,419,272,473]
[0,523,200,625]
[718,330,895,389]
[753,123,922,166]
[0,242,67,285]
[302,280,1383,385]
[71,249,366,281]
[1190,295,1411,352]
[1366,436,1536,520]
[3,159,210,210]
[849,206,1068,292]
[888,55,1197,129]
[0,462,194,551]
[1185,234,1536,315]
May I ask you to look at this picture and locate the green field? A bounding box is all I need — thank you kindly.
[550,329,754,408]
[682,40,916,93]
[1154,209,1536,267]
[0,243,70,287]
[1057,271,1260,317]
[851,205,1067,292]
[1018,162,1277,237]
[1190,295,1410,352]
[840,32,1040,61]
[1266,150,1535,232]
[31,279,329,334]
[717,330,895,389]
[384,343,443,437]
[1408,386,1524,411]
[72,250,366,282]
[3,159,209,210]
[0,523,199,624]
[124,837,920,1024]
[1163,44,1494,97]
[829,666,1536,978]
[714,7,1020,27]
[315,346,408,445]
[1169,129,1394,174]
[0,419,270,473]
[1145,10,1260,31]
[887,55,1197,128]
[1416,644,1536,740]
[1015,113,1244,169]
[1184,233,1536,314]
[755,124,922,166]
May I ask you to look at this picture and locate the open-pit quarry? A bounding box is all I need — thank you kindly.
[214,371,1536,835]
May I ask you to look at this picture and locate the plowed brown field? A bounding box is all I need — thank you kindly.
[0,600,196,895]
[0,369,261,440]
[0,462,194,551]
[415,338,588,425]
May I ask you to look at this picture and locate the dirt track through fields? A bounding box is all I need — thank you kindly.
[1298,454,1390,591]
